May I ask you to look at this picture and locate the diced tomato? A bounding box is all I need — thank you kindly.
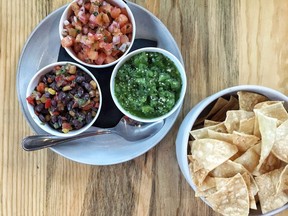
[77,51,88,62]
[36,82,45,93]
[89,3,99,14]
[116,14,128,27]
[95,52,106,65]
[87,50,99,60]
[100,4,112,14]
[71,2,80,15]
[95,13,110,27]
[120,8,129,17]
[84,2,91,11]
[111,7,121,19]
[120,35,129,44]
[26,95,35,106]
[111,49,120,57]
[45,98,51,109]
[104,55,116,64]
[61,36,74,48]
[121,23,132,34]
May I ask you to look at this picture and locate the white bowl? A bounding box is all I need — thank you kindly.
[26,61,102,137]
[59,0,136,68]
[110,47,187,123]
[175,85,288,216]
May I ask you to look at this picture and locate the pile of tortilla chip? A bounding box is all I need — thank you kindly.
[188,91,288,216]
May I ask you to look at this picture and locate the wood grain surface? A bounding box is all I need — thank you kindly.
[0,0,288,215]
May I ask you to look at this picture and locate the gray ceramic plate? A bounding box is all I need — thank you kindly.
[17,1,183,165]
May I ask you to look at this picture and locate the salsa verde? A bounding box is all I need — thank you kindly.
[114,51,182,119]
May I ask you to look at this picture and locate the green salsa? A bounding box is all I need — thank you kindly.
[114,51,182,119]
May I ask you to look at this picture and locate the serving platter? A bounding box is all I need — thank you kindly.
[17,1,184,165]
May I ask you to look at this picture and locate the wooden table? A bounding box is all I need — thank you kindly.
[0,0,287,215]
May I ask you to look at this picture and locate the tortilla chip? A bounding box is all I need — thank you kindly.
[238,116,255,135]
[255,153,284,176]
[254,111,278,172]
[207,129,233,143]
[232,131,260,152]
[189,161,210,188]
[272,119,288,163]
[224,110,255,133]
[211,95,239,122]
[191,139,238,172]
[204,119,221,127]
[190,123,227,140]
[255,167,288,214]
[234,143,261,173]
[194,97,229,126]
[241,172,257,210]
[210,160,247,178]
[237,91,268,111]
[255,101,288,124]
[276,165,288,194]
[206,173,250,216]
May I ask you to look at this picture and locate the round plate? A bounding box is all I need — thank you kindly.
[17,1,183,165]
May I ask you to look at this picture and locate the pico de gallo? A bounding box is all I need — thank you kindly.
[26,63,100,133]
[61,0,133,65]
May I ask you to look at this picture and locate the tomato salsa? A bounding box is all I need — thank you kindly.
[114,52,182,119]
[61,0,133,65]
[26,63,100,133]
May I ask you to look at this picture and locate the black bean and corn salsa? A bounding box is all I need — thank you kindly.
[26,63,100,133]
[114,51,182,119]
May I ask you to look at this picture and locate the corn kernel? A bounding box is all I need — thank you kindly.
[62,128,70,133]
[48,88,56,95]
[63,85,72,91]
[90,80,97,90]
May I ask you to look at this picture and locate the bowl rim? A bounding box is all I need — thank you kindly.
[175,84,288,216]
[26,61,102,137]
[58,0,136,68]
[110,47,187,123]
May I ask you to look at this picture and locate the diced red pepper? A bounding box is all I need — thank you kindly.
[65,75,76,81]
[62,122,72,130]
[82,102,94,111]
[36,82,45,93]
[52,111,60,116]
[26,95,35,106]
[45,98,51,109]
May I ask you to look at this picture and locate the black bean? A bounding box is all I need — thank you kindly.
[86,112,92,123]
[58,118,63,126]
[77,86,84,97]
[82,82,91,91]
[41,76,47,84]
[49,82,59,91]
[58,91,66,101]
[70,87,76,94]
[44,92,50,97]
[35,103,44,112]
[67,101,74,111]
[75,76,85,83]
[83,93,90,100]
[84,73,92,82]
[38,114,46,122]
[51,99,57,106]
[51,115,58,124]
[72,119,83,129]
